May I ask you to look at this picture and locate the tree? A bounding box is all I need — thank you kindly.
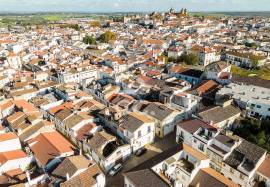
[233,118,270,153]
[250,55,260,68]
[69,24,80,31]
[83,35,96,45]
[257,131,266,146]
[99,31,117,43]
[179,53,199,65]
[152,14,163,20]
[245,42,257,48]
[38,60,46,66]
[168,57,176,63]
[90,21,101,28]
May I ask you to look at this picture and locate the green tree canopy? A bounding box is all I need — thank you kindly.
[83,35,96,45]
[90,21,101,28]
[99,31,117,43]
[60,24,80,31]
[250,55,260,68]
[233,118,270,153]
[70,24,80,31]
[179,53,199,65]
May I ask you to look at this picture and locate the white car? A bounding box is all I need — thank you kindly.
[109,163,123,176]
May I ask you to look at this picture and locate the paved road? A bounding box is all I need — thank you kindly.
[105,133,177,187]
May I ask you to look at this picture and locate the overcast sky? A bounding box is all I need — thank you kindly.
[0,0,270,12]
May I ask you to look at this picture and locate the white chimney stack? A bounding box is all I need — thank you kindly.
[26,170,31,186]
[66,173,70,181]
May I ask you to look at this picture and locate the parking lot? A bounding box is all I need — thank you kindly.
[106,133,177,187]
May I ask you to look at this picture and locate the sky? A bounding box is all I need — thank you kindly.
[0,0,270,13]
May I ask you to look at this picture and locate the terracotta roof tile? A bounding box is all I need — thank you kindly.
[29,131,74,167]
[0,150,27,164]
[0,132,18,142]
[257,155,270,178]
[190,167,239,187]
[60,164,103,187]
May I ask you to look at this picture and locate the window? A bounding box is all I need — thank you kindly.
[138,130,141,138]
[147,126,151,133]
[180,131,184,138]
[198,143,204,151]
[162,163,168,171]
[257,105,261,109]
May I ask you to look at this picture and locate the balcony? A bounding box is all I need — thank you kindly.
[194,128,214,144]
[177,158,195,174]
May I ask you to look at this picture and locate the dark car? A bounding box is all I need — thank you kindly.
[109,163,123,176]
[135,147,147,156]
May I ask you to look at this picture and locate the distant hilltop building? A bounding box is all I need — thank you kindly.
[180,8,188,15]
[166,8,188,20]
[168,7,187,16]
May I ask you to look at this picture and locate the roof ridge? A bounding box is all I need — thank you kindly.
[40,132,64,153]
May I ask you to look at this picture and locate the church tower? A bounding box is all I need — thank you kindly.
[180,8,184,15]
[184,8,187,15]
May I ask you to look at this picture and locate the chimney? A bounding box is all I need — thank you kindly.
[79,148,82,155]
[66,173,70,181]
[105,108,110,116]
[26,170,31,186]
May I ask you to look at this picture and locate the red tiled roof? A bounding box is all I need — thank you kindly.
[49,102,73,114]
[178,119,217,134]
[29,131,74,167]
[147,70,161,76]
[0,132,18,142]
[257,155,270,178]
[170,65,187,73]
[13,100,39,115]
[195,80,219,96]
[0,150,27,164]
[76,123,96,141]
[0,100,14,111]
[144,61,156,67]
[143,39,164,45]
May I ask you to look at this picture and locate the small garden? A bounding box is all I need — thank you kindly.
[233,118,270,152]
[231,65,270,80]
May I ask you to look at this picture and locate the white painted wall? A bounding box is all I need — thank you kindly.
[0,156,32,173]
[0,138,21,152]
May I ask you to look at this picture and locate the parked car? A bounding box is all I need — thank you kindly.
[109,163,123,176]
[135,147,147,156]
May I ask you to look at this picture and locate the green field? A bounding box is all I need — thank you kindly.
[231,65,270,80]
[40,14,69,21]
[0,13,115,27]
[0,14,70,26]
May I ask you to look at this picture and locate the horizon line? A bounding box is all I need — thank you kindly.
[1,10,270,14]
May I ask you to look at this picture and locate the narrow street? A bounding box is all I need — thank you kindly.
[106,133,177,187]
